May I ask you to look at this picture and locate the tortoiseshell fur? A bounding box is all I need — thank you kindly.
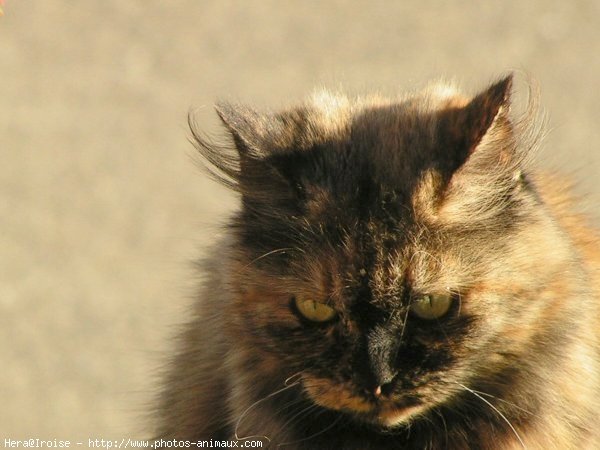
[155,76,600,449]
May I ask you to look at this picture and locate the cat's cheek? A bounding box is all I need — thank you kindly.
[233,287,298,330]
[301,375,374,414]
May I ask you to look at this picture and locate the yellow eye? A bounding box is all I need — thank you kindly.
[294,296,337,322]
[410,294,452,320]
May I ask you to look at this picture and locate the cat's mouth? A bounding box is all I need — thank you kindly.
[302,375,426,428]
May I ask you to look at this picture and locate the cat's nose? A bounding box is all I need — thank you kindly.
[373,382,395,398]
[367,326,399,396]
[372,371,396,398]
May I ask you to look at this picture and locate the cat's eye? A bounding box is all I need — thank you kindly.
[293,295,337,323]
[410,294,452,320]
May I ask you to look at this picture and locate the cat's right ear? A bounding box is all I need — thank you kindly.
[214,101,291,182]
[214,102,273,158]
[189,103,282,193]
[189,102,297,210]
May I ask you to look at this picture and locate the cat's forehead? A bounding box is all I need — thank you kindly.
[298,85,471,187]
[305,82,468,138]
[288,86,468,216]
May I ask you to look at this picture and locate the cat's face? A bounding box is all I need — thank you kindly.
[231,201,529,429]
[206,76,558,428]
[239,227,479,428]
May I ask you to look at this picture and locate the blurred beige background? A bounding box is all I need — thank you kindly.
[1,0,599,441]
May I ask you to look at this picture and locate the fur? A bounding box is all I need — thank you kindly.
[155,75,600,449]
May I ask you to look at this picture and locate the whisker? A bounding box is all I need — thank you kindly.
[240,248,294,271]
[449,286,462,317]
[234,381,300,442]
[388,303,412,365]
[277,412,343,447]
[469,388,537,417]
[456,382,527,449]
[275,403,319,439]
[271,396,310,422]
[397,306,411,346]
[285,371,305,386]
[434,409,449,449]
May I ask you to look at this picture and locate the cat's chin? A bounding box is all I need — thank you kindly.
[372,402,426,428]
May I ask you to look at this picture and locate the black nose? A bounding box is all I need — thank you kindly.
[373,380,396,398]
[367,326,399,396]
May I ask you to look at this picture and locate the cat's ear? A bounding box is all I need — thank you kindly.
[429,75,530,223]
[440,74,513,173]
[189,103,284,196]
[214,102,275,157]
[207,102,299,210]
[462,74,513,154]
[213,102,293,180]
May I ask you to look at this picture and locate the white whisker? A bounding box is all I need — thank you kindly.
[234,380,300,442]
[456,382,527,449]
[469,388,537,417]
[240,248,294,271]
[284,371,305,386]
[277,412,342,447]
[275,403,319,439]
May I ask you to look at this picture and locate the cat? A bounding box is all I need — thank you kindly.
[154,75,600,449]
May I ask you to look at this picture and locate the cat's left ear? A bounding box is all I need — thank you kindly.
[427,75,530,223]
[441,74,513,172]
[463,74,512,153]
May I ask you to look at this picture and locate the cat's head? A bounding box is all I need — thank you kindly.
[194,75,566,428]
